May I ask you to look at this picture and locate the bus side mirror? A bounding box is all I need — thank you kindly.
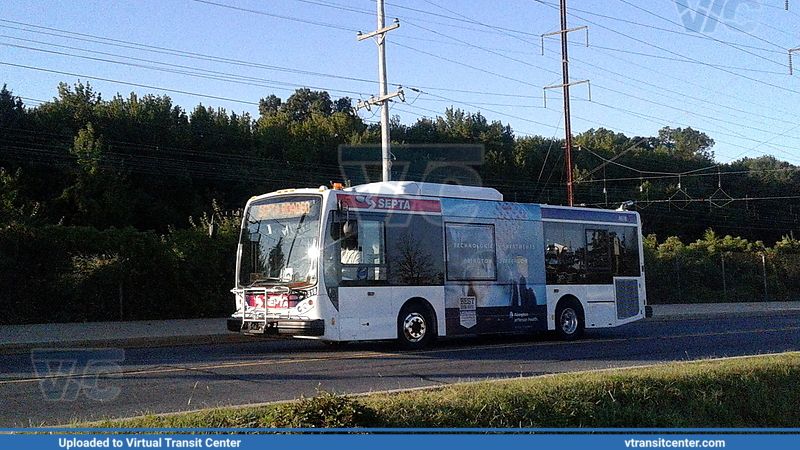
[342,220,356,238]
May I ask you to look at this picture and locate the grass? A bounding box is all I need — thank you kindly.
[86,352,800,429]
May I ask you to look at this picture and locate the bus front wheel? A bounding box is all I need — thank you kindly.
[555,299,585,341]
[397,303,436,350]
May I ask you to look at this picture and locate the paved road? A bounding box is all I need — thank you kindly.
[3,302,799,353]
[0,309,798,427]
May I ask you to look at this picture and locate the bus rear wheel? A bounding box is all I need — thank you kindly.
[397,303,436,350]
[555,299,584,341]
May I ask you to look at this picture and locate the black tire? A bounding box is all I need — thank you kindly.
[555,299,584,340]
[397,302,437,350]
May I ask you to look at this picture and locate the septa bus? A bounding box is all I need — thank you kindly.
[227,181,648,349]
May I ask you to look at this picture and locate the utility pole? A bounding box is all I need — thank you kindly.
[559,0,574,206]
[542,0,588,206]
[357,0,403,183]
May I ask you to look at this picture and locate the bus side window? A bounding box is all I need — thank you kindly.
[585,229,612,284]
[444,223,497,281]
[340,220,361,265]
[544,222,586,284]
[340,217,387,284]
[609,226,641,277]
[386,214,444,286]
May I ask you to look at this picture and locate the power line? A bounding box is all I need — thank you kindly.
[617,0,787,53]
[5,2,800,171]
[0,39,366,98]
[0,61,261,106]
[549,4,800,96]
[0,20,375,86]
[381,2,800,166]
[192,0,357,32]
[8,14,792,157]
[0,18,548,108]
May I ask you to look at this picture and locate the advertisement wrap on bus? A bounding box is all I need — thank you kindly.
[227,181,648,349]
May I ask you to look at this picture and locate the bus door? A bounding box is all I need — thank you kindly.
[323,209,446,341]
[324,213,395,340]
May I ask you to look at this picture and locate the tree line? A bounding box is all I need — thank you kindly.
[4,82,799,243]
[2,82,800,324]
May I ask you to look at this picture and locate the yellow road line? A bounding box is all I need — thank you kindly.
[2,325,798,385]
[0,351,396,385]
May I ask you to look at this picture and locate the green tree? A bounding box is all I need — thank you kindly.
[259,94,282,115]
[281,88,335,122]
[0,167,40,225]
[499,135,565,203]
[0,84,25,129]
[97,92,190,148]
[57,123,131,228]
[71,122,103,174]
[657,235,686,257]
[774,235,800,254]
[34,81,101,135]
[735,155,795,186]
[0,85,30,200]
[255,89,364,186]
[575,127,631,154]
[656,126,715,162]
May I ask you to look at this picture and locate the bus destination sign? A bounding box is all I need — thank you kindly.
[250,199,316,220]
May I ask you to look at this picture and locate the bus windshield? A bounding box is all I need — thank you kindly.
[238,195,321,288]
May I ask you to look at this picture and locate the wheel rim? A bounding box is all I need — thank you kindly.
[559,307,578,335]
[402,312,427,342]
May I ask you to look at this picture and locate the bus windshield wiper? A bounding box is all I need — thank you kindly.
[247,277,285,287]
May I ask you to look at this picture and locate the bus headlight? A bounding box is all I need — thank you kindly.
[296,299,314,314]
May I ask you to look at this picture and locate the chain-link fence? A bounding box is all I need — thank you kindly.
[645,251,800,304]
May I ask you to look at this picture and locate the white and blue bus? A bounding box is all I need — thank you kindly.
[227,181,647,349]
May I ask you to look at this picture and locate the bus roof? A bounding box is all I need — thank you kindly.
[346,181,503,202]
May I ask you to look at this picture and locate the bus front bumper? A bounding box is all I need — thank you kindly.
[227,317,325,336]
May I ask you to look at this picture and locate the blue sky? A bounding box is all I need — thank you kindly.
[2,0,800,166]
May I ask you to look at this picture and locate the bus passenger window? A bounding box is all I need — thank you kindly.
[609,226,641,277]
[585,229,612,283]
[340,221,361,265]
[543,222,586,284]
[386,215,444,286]
[445,223,497,281]
[340,218,387,284]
